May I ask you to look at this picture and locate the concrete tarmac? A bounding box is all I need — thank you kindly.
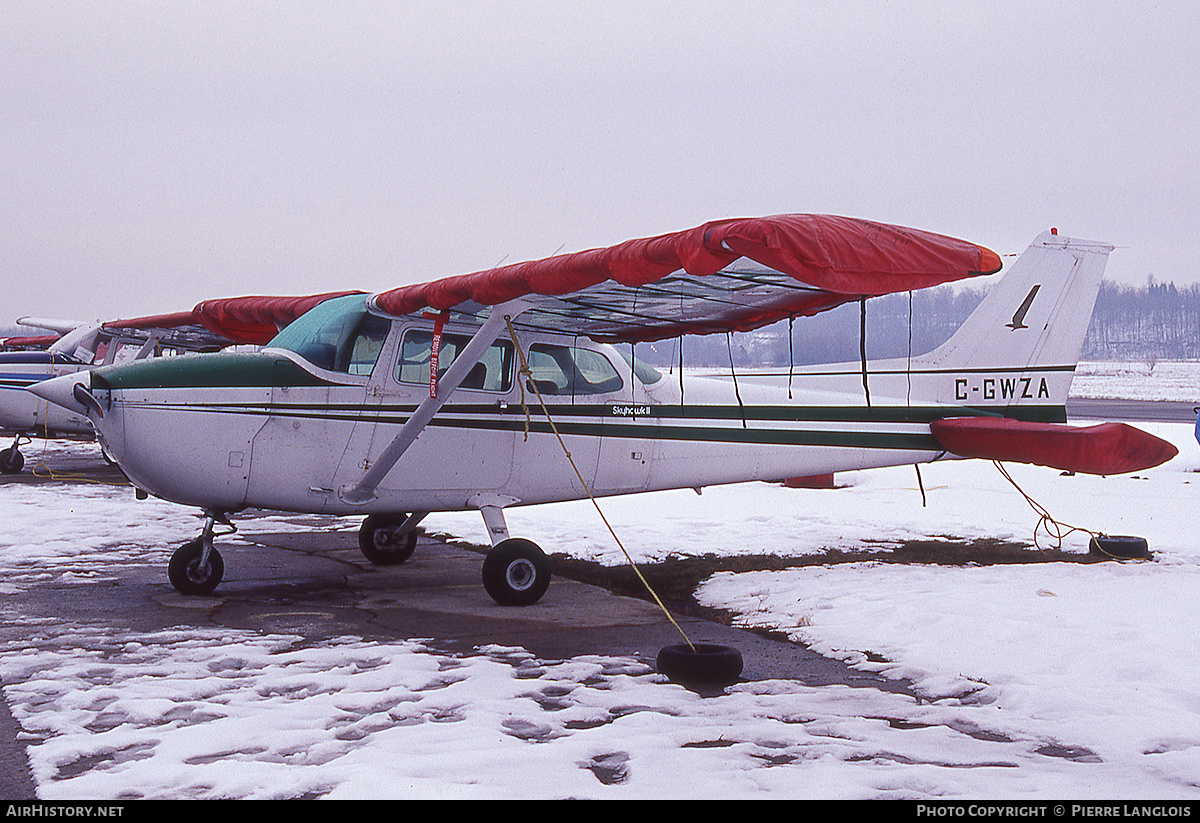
[0,501,897,799]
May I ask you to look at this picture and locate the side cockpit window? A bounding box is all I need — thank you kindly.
[396,330,514,393]
[344,314,390,375]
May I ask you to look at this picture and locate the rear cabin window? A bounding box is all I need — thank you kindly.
[526,344,623,395]
[396,330,514,393]
[617,346,664,385]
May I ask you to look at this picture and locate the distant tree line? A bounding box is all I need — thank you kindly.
[635,285,990,368]
[1082,278,1200,361]
[635,278,1200,368]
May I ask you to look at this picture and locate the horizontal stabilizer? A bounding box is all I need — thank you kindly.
[930,417,1178,475]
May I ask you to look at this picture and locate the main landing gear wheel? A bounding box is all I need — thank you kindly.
[656,643,744,688]
[358,514,419,565]
[482,538,552,606]
[0,447,24,475]
[168,538,225,595]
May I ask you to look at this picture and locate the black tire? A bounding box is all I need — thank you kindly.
[656,643,744,687]
[481,538,552,606]
[167,539,225,595]
[358,514,419,565]
[1089,534,1152,560]
[0,447,23,475]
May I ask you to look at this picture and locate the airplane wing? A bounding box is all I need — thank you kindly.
[369,214,1003,342]
[351,214,1173,485]
[338,214,1009,503]
[103,291,364,349]
[1,334,61,351]
[188,291,365,345]
[15,317,86,335]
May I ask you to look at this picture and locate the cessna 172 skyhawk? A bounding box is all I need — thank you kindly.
[29,214,1177,606]
[1,294,355,473]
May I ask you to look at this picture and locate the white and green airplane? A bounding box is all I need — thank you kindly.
[29,214,1176,605]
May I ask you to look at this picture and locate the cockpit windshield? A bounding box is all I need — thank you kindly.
[268,294,390,375]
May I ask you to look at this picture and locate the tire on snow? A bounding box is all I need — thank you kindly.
[1089,534,1152,560]
[656,643,744,687]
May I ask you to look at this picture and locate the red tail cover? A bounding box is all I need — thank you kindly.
[930,417,1178,475]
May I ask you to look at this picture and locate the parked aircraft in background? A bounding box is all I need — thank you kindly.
[2,293,357,473]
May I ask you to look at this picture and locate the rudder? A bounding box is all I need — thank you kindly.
[914,230,1113,418]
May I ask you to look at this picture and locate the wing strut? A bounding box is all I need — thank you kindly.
[133,332,164,361]
[339,300,531,505]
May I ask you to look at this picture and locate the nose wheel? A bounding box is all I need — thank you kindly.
[1,435,28,474]
[0,446,24,475]
[168,539,225,595]
[167,511,232,595]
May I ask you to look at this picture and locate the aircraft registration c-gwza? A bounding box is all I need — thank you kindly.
[1,294,357,474]
[29,214,1179,609]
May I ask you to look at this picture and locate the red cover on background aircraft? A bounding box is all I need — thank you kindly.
[930,417,1178,475]
[0,334,61,350]
[371,214,1003,320]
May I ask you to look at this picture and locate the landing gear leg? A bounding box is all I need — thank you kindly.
[473,498,552,606]
[167,510,231,595]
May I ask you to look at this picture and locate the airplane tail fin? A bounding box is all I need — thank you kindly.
[913,230,1113,419]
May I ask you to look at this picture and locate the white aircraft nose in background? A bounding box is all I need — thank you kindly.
[26,372,90,416]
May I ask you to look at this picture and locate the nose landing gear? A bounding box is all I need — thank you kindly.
[167,510,233,595]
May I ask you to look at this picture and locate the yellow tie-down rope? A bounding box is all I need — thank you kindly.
[505,317,695,651]
[25,397,127,487]
[992,460,1099,550]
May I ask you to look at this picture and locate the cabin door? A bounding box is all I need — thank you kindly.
[334,323,517,505]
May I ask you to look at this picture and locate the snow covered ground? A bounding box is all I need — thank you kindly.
[1072,360,1200,403]
[2,364,1200,799]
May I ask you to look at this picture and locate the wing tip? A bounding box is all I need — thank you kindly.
[978,247,1004,276]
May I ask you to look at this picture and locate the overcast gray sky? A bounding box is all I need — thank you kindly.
[3,1,1197,324]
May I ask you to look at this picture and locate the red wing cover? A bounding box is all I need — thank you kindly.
[930,417,1178,475]
[104,311,201,332]
[372,214,1002,321]
[103,292,363,346]
[189,292,363,345]
[1,334,61,350]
